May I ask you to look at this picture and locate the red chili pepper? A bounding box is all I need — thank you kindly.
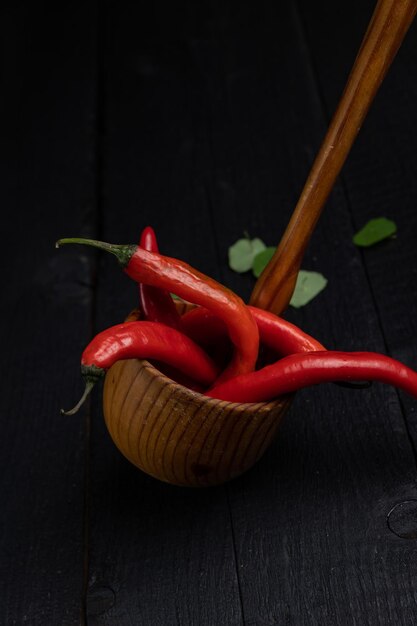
[138,226,183,330]
[61,321,220,415]
[207,351,417,403]
[181,305,325,356]
[180,306,369,390]
[56,238,259,383]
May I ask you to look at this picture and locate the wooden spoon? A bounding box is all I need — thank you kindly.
[250,0,417,316]
[102,0,416,487]
[102,306,292,486]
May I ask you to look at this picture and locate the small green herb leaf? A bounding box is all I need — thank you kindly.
[353,217,397,247]
[289,270,328,308]
[252,247,276,278]
[228,237,266,273]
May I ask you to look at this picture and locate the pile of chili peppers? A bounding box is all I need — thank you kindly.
[57,226,417,414]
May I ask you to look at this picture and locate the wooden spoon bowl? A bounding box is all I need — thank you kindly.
[103,358,292,487]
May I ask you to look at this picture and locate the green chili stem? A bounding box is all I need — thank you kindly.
[60,379,96,416]
[61,365,105,416]
[56,238,135,268]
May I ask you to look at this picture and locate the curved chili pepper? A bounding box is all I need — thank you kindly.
[180,306,370,389]
[138,226,183,330]
[61,321,220,415]
[207,351,417,403]
[56,238,259,383]
[181,305,325,355]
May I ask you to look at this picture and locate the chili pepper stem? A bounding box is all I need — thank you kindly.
[60,364,105,416]
[61,380,96,416]
[56,238,135,268]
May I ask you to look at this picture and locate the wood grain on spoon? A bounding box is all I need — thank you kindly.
[250,0,417,316]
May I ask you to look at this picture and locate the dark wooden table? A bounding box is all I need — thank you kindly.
[2,1,417,624]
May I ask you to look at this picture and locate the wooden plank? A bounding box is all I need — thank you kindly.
[84,0,417,624]
[185,0,417,624]
[0,2,97,623]
[85,2,244,624]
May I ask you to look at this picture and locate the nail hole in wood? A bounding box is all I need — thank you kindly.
[387,500,417,539]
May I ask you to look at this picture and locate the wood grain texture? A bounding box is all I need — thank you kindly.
[102,358,291,487]
[0,1,97,623]
[85,0,417,621]
[86,2,248,623]
[222,1,417,624]
[4,0,412,624]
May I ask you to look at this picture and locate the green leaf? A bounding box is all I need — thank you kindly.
[289,270,328,308]
[252,247,276,278]
[228,237,266,273]
[353,217,397,247]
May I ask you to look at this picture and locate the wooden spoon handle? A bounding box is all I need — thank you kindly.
[250,0,417,315]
